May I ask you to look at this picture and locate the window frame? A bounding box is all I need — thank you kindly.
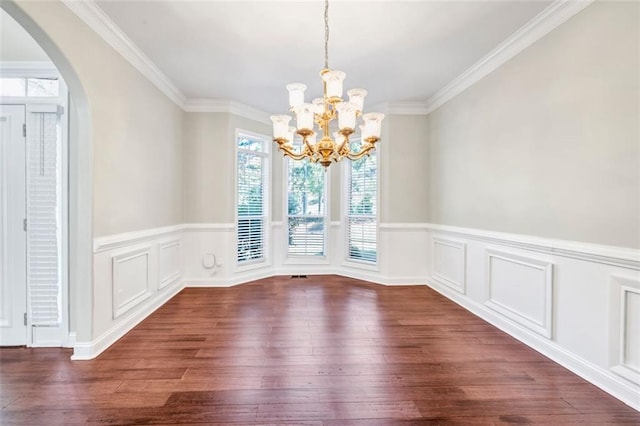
[0,65,66,104]
[342,140,379,271]
[234,129,271,271]
[282,156,330,265]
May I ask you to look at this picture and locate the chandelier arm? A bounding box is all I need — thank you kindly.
[304,138,317,155]
[345,144,375,161]
[279,145,310,161]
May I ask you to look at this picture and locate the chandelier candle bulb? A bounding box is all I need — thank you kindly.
[286,83,307,108]
[270,115,292,140]
[347,88,368,112]
[285,126,296,146]
[322,70,346,101]
[293,103,315,131]
[336,102,356,131]
[312,98,325,114]
[362,112,385,139]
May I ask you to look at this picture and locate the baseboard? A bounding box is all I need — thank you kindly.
[185,268,274,287]
[184,270,426,287]
[66,331,76,348]
[426,278,640,412]
[71,280,185,360]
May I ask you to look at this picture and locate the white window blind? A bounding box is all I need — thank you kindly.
[347,144,377,263]
[287,158,326,257]
[236,133,268,264]
[27,111,62,326]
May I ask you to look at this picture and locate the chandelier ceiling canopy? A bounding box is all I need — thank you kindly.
[271,0,384,168]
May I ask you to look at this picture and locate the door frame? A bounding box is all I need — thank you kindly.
[1,62,70,347]
[1,0,94,357]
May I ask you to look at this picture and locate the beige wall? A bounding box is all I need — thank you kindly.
[183,112,271,223]
[14,1,184,238]
[427,1,640,248]
[380,114,430,223]
[0,9,50,61]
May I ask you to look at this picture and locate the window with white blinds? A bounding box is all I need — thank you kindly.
[236,132,269,264]
[286,158,326,257]
[27,110,62,326]
[346,140,377,263]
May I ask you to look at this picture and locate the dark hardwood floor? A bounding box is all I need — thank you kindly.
[1,275,639,424]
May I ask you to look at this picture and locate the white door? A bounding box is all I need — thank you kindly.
[0,105,27,346]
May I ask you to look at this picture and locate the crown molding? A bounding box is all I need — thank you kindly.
[183,99,271,125]
[385,101,430,115]
[61,0,186,107]
[424,0,595,115]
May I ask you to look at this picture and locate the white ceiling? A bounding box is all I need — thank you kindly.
[95,1,553,114]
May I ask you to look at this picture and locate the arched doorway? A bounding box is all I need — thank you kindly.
[1,1,93,356]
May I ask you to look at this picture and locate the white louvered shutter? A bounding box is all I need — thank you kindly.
[347,150,377,263]
[26,110,62,326]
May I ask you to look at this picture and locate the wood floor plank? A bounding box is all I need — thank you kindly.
[1,275,638,424]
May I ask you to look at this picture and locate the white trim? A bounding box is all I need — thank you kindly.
[424,0,595,114]
[385,101,430,115]
[432,236,467,294]
[186,269,273,288]
[234,128,272,272]
[72,280,183,360]
[610,275,640,386]
[379,223,430,231]
[426,223,640,270]
[60,0,186,107]
[111,245,152,319]
[485,249,554,339]
[183,99,271,124]
[66,331,76,348]
[93,224,183,253]
[427,278,640,412]
[157,238,182,290]
[0,61,58,74]
[182,223,235,232]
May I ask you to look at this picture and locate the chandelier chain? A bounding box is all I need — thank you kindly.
[324,0,329,69]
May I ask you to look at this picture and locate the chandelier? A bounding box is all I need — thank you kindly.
[270,0,384,169]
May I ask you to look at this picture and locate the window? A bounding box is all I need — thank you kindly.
[346,140,377,263]
[0,77,60,97]
[236,131,269,264]
[286,158,327,257]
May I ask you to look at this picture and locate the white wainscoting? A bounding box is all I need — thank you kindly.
[81,221,640,411]
[158,238,181,290]
[432,236,466,294]
[76,225,184,360]
[425,223,640,411]
[485,249,554,339]
[111,245,152,319]
[610,275,640,386]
